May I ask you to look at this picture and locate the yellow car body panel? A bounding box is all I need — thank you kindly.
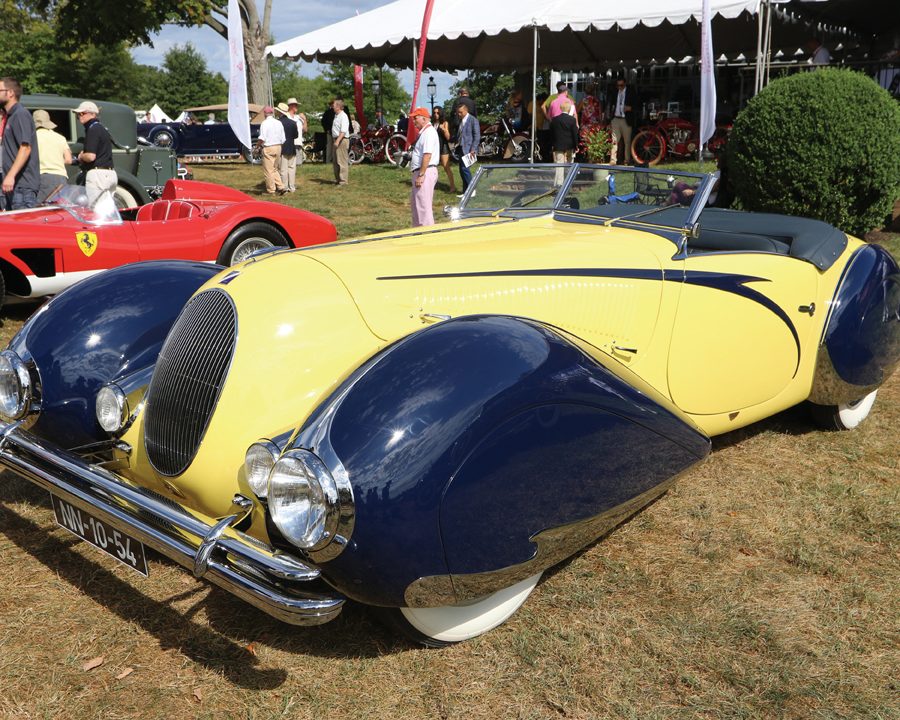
[119,254,382,524]
[298,218,867,438]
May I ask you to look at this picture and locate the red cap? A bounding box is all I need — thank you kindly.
[409,107,431,119]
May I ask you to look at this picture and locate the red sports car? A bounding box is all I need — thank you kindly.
[0,180,337,309]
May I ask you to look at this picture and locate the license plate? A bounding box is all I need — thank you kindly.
[51,494,149,576]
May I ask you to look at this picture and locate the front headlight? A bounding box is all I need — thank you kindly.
[0,351,33,420]
[244,440,280,498]
[268,449,339,550]
[95,384,127,433]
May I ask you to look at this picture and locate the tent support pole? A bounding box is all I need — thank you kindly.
[764,0,773,87]
[754,1,764,94]
[531,23,538,163]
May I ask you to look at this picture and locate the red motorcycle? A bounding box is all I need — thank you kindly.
[630,113,731,166]
[348,124,397,164]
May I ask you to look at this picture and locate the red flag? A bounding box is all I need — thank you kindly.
[407,0,436,145]
[354,64,367,129]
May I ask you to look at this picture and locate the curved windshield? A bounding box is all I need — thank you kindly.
[460,164,713,230]
[45,185,122,226]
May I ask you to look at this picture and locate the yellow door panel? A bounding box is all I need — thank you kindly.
[668,254,820,415]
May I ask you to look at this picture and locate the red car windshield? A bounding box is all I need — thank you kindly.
[46,185,123,226]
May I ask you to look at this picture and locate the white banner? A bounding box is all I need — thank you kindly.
[699,0,716,147]
[227,0,252,151]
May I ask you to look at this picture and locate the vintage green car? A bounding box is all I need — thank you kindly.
[22,94,181,207]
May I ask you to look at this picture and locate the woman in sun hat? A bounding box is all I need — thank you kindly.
[33,109,72,203]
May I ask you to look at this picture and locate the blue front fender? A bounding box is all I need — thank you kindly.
[10,261,222,448]
[291,316,710,608]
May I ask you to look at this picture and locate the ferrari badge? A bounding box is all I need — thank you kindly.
[77,231,99,257]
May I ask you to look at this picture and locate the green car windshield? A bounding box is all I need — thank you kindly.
[461,164,714,230]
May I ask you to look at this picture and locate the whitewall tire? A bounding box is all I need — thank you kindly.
[394,572,542,646]
[811,389,878,431]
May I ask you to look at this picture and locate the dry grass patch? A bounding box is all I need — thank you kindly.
[0,165,897,719]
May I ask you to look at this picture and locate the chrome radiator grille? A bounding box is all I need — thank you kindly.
[144,289,237,476]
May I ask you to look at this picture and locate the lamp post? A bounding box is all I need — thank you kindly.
[371,74,382,122]
[427,76,437,113]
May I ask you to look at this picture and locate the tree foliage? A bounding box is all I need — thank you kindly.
[727,68,900,235]
[319,63,411,124]
[28,0,273,104]
[159,44,227,113]
[0,2,154,103]
[448,72,518,120]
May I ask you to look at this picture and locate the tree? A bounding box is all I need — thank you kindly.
[0,3,149,103]
[157,44,227,115]
[320,63,411,125]
[33,0,274,105]
[448,72,518,120]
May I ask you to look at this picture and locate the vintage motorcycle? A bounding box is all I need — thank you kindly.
[631,113,731,166]
[477,116,541,162]
[348,125,397,164]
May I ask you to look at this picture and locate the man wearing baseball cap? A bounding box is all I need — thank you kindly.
[408,107,439,227]
[74,101,118,205]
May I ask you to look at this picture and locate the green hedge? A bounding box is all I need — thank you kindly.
[727,68,900,236]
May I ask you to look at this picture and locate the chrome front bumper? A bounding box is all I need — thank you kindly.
[0,422,345,625]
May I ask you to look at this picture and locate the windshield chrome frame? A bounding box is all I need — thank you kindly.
[459,163,714,232]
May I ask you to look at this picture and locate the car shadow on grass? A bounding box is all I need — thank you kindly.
[710,402,817,451]
[0,474,407,680]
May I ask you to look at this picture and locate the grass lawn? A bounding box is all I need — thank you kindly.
[186,157,462,239]
[0,161,897,719]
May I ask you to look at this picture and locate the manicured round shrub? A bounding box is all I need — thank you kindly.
[727,68,900,236]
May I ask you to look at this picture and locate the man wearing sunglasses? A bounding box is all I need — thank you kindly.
[74,101,117,205]
[0,77,40,210]
[609,77,637,165]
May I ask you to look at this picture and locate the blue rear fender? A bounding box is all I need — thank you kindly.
[9,261,222,448]
[811,244,900,404]
[291,315,710,608]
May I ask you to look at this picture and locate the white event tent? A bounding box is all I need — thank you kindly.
[266,0,817,72]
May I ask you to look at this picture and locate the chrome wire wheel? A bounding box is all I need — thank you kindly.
[228,236,275,265]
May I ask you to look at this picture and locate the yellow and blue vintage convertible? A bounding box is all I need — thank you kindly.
[0,164,897,645]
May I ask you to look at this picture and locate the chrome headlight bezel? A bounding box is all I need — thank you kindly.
[244,439,280,499]
[267,448,354,561]
[95,383,128,434]
[0,350,33,421]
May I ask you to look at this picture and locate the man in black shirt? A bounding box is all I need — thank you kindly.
[550,100,579,184]
[0,77,41,210]
[74,101,118,205]
[321,99,336,165]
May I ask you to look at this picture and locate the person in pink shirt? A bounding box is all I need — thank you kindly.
[544,82,578,125]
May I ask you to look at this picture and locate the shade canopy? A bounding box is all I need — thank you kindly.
[266,0,835,70]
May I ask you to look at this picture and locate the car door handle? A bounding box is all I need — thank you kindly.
[798,303,816,316]
[612,344,638,355]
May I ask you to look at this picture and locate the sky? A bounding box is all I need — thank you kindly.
[130,0,460,109]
